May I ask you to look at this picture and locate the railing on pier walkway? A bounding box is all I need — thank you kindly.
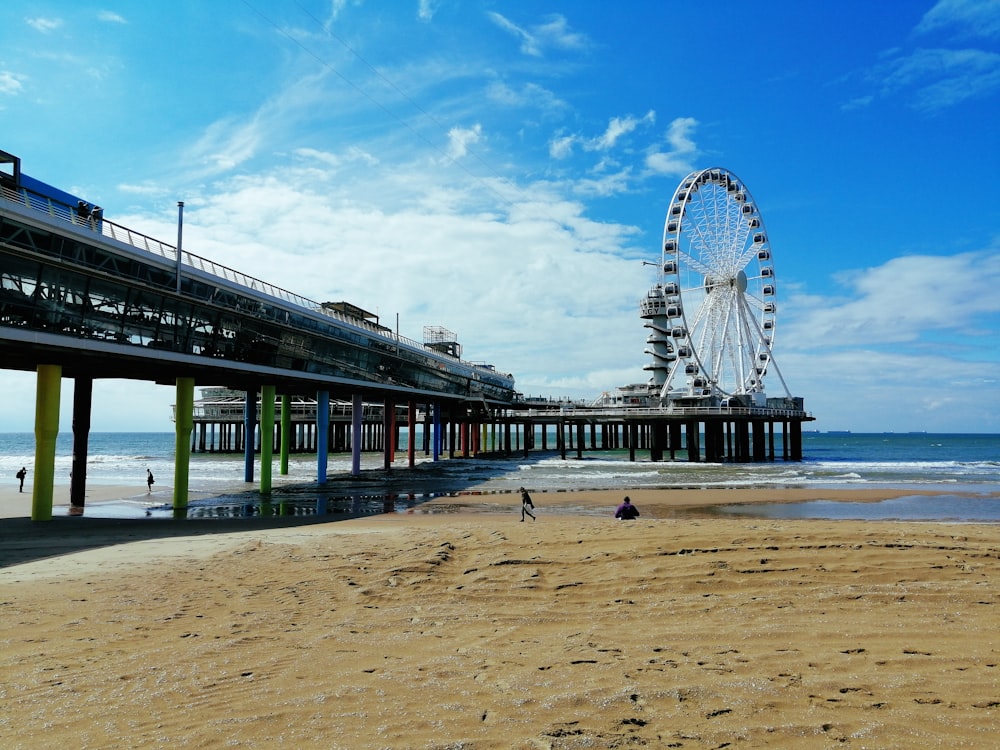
[0,182,427,353]
[516,405,813,420]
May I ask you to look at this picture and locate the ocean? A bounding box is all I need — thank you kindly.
[2,431,998,521]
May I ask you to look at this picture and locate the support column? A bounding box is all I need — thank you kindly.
[280,394,291,475]
[244,387,256,483]
[789,420,803,461]
[259,385,275,494]
[351,393,363,476]
[31,364,61,521]
[70,376,93,508]
[686,419,701,462]
[408,401,416,468]
[317,390,330,485]
[752,419,766,462]
[173,377,194,515]
[383,398,394,470]
[432,402,442,461]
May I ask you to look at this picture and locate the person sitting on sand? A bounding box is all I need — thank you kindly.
[615,496,640,520]
[520,487,536,522]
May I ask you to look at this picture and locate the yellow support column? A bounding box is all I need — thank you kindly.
[31,364,62,521]
[173,377,195,516]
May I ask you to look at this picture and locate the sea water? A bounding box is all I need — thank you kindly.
[1,432,997,521]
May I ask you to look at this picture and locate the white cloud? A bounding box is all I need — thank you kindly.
[0,70,24,95]
[783,250,1000,351]
[445,123,483,160]
[418,0,438,22]
[485,81,567,114]
[487,12,588,57]
[26,17,62,33]
[916,0,1000,40]
[644,117,699,177]
[97,11,127,24]
[875,47,1000,111]
[548,134,576,159]
[587,110,655,151]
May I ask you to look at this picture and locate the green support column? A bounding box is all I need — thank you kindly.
[31,364,61,521]
[280,394,290,475]
[173,377,195,515]
[260,385,275,494]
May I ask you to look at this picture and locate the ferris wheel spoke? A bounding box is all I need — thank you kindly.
[677,249,714,279]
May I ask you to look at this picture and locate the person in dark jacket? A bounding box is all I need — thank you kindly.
[520,487,536,521]
[614,496,640,520]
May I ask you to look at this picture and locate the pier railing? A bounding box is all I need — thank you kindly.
[518,405,812,420]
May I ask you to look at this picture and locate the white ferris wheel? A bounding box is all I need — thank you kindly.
[641,167,792,404]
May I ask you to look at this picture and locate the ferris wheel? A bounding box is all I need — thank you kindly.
[641,167,790,403]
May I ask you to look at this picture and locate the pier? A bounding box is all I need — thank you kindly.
[0,150,515,519]
[2,149,813,522]
[186,389,808,462]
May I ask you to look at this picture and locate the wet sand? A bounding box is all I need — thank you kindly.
[1,486,998,748]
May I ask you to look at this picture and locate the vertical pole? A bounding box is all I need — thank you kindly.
[317,390,330,485]
[175,201,184,294]
[280,394,291,475]
[351,393,363,476]
[31,364,61,521]
[173,377,194,514]
[244,387,256,483]
[259,385,275,494]
[70,376,93,508]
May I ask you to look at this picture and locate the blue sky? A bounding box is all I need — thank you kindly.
[1,0,999,433]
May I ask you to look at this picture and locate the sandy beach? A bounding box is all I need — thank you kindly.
[1,485,998,748]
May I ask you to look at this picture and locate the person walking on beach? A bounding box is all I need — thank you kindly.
[520,487,536,521]
[16,466,27,493]
[615,496,640,520]
[146,469,154,493]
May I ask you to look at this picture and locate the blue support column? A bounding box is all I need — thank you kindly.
[351,393,363,476]
[316,390,330,485]
[244,387,256,483]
